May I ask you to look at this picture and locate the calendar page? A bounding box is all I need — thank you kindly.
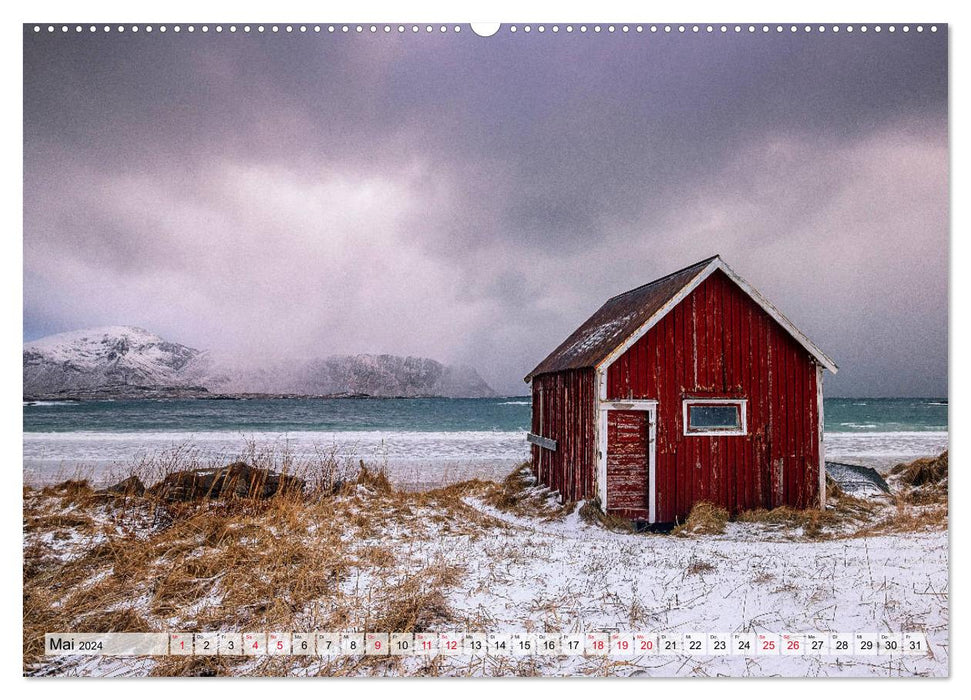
[21,11,949,680]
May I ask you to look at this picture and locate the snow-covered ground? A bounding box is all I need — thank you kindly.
[296,492,948,677]
[25,472,948,678]
[424,499,948,677]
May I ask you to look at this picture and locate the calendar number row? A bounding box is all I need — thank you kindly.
[46,631,930,657]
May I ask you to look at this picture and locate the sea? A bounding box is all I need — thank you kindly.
[23,397,948,486]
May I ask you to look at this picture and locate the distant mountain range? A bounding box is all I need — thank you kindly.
[23,326,496,400]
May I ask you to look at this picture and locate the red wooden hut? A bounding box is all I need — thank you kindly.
[524,255,837,524]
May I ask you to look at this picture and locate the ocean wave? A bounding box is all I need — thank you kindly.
[499,401,531,405]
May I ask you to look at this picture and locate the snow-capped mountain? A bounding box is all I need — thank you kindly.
[23,326,496,399]
[23,327,210,397]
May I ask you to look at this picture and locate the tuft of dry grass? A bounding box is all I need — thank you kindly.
[22,456,476,676]
[367,560,463,633]
[684,559,716,576]
[482,464,576,521]
[891,451,948,488]
[352,464,394,495]
[489,465,536,509]
[890,451,948,506]
[150,655,230,677]
[577,500,634,532]
[825,474,845,501]
[734,505,836,539]
[737,506,806,525]
[850,497,948,537]
[673,502,729,536]
[38,479,102,513]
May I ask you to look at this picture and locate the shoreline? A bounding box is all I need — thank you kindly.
[21,430,949,487]
[24,393,519,403]
[23,395,948,402]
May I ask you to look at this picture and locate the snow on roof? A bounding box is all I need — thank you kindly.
[525,255,837,381]
[525,257,717,381]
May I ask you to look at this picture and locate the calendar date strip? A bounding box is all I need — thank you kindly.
[44,631,931,657]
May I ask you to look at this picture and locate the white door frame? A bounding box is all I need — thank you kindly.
[597,400,658,522]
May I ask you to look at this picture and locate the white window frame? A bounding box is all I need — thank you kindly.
[683,398,747,436]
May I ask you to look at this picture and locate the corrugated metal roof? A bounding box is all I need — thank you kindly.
[525,256,718,381]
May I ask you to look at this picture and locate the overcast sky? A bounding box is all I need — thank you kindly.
[23,26,948,396]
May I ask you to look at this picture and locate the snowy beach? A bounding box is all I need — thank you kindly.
[23,428,949,487]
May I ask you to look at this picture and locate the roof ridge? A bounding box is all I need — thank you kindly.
[605,254,719,302]
[524,254,836,382]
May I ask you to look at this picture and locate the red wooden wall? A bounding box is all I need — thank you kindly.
[605,269,821,522]
[529,368,596,503]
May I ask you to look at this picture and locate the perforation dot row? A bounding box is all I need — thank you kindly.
[507,24,938,34]
[30,24,940,35]
[31,24,465,34]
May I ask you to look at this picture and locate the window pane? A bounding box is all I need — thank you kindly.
[688,404,740,430]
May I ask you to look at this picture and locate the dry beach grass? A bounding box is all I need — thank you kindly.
[23,450,948,677]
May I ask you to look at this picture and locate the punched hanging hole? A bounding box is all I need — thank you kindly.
[470,23,501,37]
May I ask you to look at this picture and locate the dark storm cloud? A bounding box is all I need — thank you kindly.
[23,27,948,396]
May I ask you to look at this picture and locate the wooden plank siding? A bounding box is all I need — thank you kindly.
[529,368,596,503]
[604,269,821,523]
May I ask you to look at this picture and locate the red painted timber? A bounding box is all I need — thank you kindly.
[531,268,822,521]
[530,369,596,503]
[603,269,822,522]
